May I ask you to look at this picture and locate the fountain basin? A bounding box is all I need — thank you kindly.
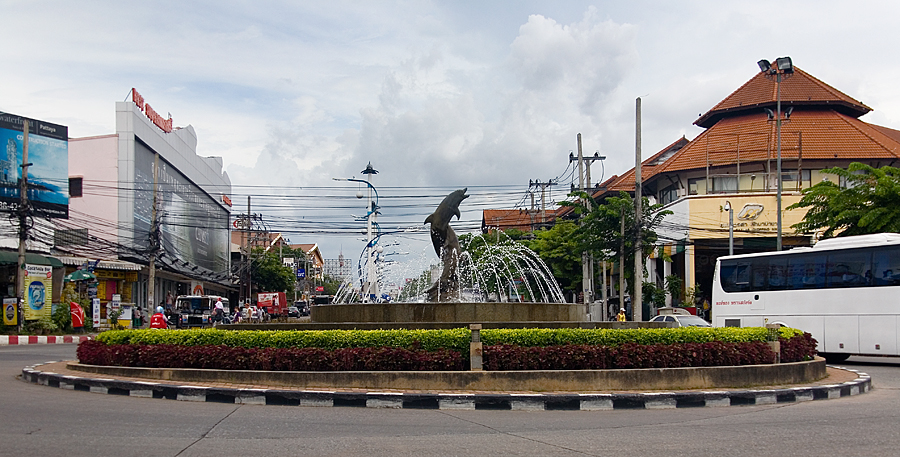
[311,302,585,323]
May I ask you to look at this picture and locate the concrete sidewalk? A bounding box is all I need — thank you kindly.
[0,335,93,346]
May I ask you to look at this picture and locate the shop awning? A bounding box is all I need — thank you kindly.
[55,256,142,271]
[0,250,64,268]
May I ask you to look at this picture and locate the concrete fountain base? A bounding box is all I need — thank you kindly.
[310,302,585,323]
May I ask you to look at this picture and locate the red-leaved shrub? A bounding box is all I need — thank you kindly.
[483,341,777,371]
[779,332,818,363]
[77,332,817,371]
[77,340,465,371]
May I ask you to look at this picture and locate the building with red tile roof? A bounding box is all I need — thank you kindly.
[481,208,557,233]
[597,61,900,312]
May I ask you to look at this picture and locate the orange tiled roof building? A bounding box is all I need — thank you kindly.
[594,61,900,311]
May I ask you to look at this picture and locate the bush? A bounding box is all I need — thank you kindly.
[83,328,817,371]
[76,340,465,371]
[97,328,471,353]
[96,327,782,350]
[23,317,58,335]
[780,332,818,363]
[483,341,777,370]
[52,302,71,333]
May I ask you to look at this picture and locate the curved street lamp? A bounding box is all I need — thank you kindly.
[334,163,381,301]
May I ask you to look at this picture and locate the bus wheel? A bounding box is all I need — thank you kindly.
[821,353,851,363]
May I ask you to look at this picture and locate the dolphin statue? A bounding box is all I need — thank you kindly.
[424,188,468,257]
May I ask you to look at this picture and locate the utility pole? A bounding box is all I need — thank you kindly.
[244,197,251,303]
[147,153,159,313]
[619,207,626,319]
[634,97,643,322]
[577,134,591,316]
[528,179,556,226]
[16,119,31,333]
[569,134,607,319]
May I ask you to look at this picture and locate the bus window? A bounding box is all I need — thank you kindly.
[826,250,871,287]
[788,254,826,289]
[750,258,769,291]
[767,257,787,290]
[720,260,751,292]
[873,246,900,286]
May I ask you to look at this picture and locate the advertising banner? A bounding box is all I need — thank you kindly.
[92,298,101,327]
[70,302,84,328]
[0,112,69,218]
[24,264,53,320]
[3,298,16,326]
[133,143,229,275]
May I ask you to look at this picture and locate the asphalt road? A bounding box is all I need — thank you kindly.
[2,344,898,457]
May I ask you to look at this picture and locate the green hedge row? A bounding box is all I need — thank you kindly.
[96,326,805,352]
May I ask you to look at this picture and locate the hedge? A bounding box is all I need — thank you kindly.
[77,339,800,371]
[77,340,464,371]
[95,327,806,352]
[484,341,777,370]
[81,327,818,371]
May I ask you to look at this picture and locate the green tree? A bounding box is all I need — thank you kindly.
[788,163,900,238]
[250,247,296,294]
[565,191,672,297]
[319,273,344,295]
[519,221,582,296]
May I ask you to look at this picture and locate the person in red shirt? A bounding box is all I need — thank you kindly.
[149,306,169,329]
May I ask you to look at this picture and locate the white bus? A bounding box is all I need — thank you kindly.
[712,233,900,362]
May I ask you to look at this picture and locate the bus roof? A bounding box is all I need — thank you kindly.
[718,233,900,262]
[812,233,900,250]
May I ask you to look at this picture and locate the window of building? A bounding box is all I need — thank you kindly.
[69,177,83,198]
[712,176,738,193]
[659,185,679,205]
[688,178,706,195]
[781,170,811,191]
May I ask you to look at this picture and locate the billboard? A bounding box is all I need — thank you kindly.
[0,112,68,218]
[24,264,53,321]
[133,141,229,274]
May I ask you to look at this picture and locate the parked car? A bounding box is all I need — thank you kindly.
[294,301,310,316]
[287,306,300,318]
[649,314,712,328]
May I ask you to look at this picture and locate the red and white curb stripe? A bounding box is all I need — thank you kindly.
[0,335,92,346]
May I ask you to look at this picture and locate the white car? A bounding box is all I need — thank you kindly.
[649,314,712,328]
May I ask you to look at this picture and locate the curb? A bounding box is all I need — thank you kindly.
[19,362,871,411]
[0,335,93,346]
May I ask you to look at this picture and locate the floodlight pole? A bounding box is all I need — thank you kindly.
[760,57,792,251]
[775,71,783,251]
[634,97,642,322]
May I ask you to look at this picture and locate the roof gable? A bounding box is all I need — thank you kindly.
[695,66,871,128]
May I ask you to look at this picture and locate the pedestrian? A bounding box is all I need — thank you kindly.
[212,298,224,327]
[616,308,627,322]
[149,306,169,329]
[132,307,142,329]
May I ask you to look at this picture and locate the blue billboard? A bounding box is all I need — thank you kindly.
[0,112,69,218]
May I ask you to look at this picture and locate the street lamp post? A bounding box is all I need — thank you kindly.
[334,162,380,302]
[724,201,733,256]
[758,57,793,251]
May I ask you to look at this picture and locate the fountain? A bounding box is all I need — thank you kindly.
[312,189,583,324]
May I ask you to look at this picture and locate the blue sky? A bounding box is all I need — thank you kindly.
[3,0,900,265]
